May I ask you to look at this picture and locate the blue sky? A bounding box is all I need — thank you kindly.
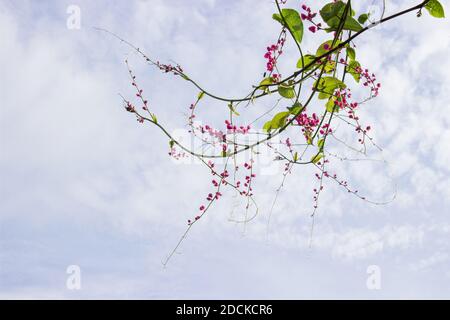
[0,0,450,299]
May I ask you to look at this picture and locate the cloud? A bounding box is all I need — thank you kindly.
[1,0,450,299]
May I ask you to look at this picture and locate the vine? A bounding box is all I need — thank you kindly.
[100,0,445,266]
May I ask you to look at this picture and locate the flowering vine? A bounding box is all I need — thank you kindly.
[100,0,445,265]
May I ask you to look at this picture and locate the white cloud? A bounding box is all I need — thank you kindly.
[1,0,450,299]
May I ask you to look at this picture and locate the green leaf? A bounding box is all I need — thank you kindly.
[306,132,313,145]
[263,111,291,132]
[346,46,356,60]
[314,76,346,100]
[317,139,325,151]
[278,84,296,99]
[311,153,324,164]
[293,152,299,162]
[326,98,339,112]
[197,91,205,100]
[273,14,283,24]
[324,60,336,74]
[258,77,274,92]
[320,1,363,32]
[151,113,158,124]
[316,40,342,57]
[271,111,290,129]
[320,1,346,21]
[358,13,369,24]
[273,9,304,44]
[288,102,304,115]
[228,102,240,116]
[263,111,290,132]
[169,140,175,148]
[263,120,273,133]
[297,54,316,69]
[425,0,445,18]
[339,16,363,32]
[346,60,361,82]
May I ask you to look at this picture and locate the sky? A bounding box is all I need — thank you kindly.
[0,0,449,299]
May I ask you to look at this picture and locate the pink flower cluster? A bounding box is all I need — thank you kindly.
[125,101,135,113]
[315,167,366,201]
[186,155,258,226]
[301,4,317,21]
[156,61,183,75]
[339,59,382,97]
[195,121,251,145]
[301,4,321,33]
[264,38,285,72]
[285,138,292,149]
[319,123,332,135]
[296,111,320,143]
[296,111,320,127]
[272,73,282,83]
[201,124,226,141]
[334,89,351,109]
[360,68,381,97]
[264,45,278,72]
[241,161,255,196]
[312,185,324,208]
[168,146,186,160]
[355,124,372,144]
[188,164,227,226]
[220,169,230,179]
[225,120,251,134]
[207,191,223,201]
